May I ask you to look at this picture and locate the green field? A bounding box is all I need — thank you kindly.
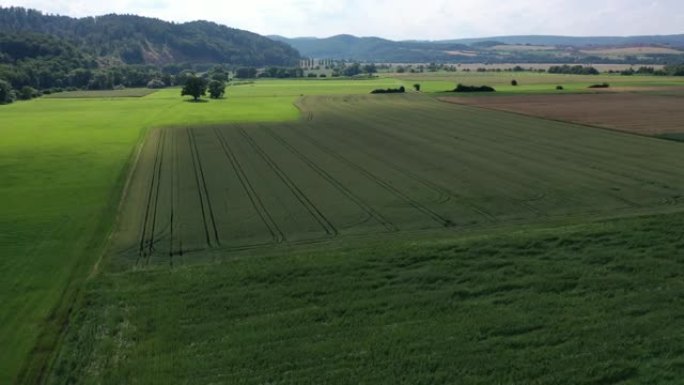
[393,71,684,93]
[2,75,684,384]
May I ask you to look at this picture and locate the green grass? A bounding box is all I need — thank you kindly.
[1,80,401,384]
[48,211,684,385]
[391,72,684,93]
[2,76,684,384]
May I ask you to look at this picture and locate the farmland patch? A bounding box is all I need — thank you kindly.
[441,92,684,136]
[111,94,684,267]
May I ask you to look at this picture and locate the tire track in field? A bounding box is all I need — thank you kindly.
[214,127,285,244]
[265,127,398,232]
[320,123,499,223]
[295,127,456,228]
[187,128,221,248]
[239,128,338,237]
[145,129,168,264]
[137,129,164,264]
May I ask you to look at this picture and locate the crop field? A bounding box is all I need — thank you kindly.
[3,76,684,384]
[109,94,684,268]
[46,93,684,384]
[441,92,684,136]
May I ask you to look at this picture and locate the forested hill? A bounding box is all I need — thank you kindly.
[272,34,684,63]
[269,34,471,62]
[0,7,300,66]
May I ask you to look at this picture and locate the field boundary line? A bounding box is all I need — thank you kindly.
[214,127,285,244]
[239,127,338,237]
[137,129,164,264]
[265,127,398,232]
[296,127,455,228]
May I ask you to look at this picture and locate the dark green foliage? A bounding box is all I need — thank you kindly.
[261,67,304,78]
[235,67,257,79]
[18,85,39,100]
[363,63,377,74]
[556,85,564,90]
[511,79,518,86]
[548,65,600,75]
[146,79,165,89]
[663,64,684,76]
[588,83,610,88]
[207,80,225,99]
[0,7,301,91]
[0,78,14,104]
[370,86,405,94]
[343,63,362,77]
[181,76,206,101]
[413,83,421,91]
[0,7,300,67]
[452,84,496,92]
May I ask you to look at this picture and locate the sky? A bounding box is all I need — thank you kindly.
[1,0,683,40]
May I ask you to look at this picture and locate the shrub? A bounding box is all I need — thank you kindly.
[588,83,610,89]
[511,80,518,86]
[307,73,318,78]
[413,83,421,92]
[319,74,327,78]
[0,79,15,105]
[19,86,40,100]
[556,85,564,90]
[146,79,166,89]
[452,84,496,93]
[370,86,406,94]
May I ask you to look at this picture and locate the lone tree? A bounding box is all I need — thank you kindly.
[413,83,421,92]
[181,76,207,101]
[511,79,518,86]
[208,80,226,99]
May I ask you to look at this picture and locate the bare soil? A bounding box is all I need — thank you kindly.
[440,91,684,135]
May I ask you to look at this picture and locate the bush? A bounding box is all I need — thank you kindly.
[370,86,406,94]
[588,83,610,89]
[452,84,496,93]
[0,79,15,105]
[208,80,226,99]
[511,80,518,86]
[556,85,564,90]
[146,79,166,89]
[307,73,317,78]
[319,74,327,78]
[413,83,421,92]
[18,85,40,100]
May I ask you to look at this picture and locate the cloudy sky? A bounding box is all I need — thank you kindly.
[1,0,683,40]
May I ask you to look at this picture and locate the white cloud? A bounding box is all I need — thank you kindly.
[1,0,682,39]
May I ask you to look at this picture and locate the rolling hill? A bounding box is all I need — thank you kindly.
[0,7,300,67]
[271,34,684,63]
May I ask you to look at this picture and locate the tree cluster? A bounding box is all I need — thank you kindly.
[370,86,405,94]
[452,84,496,93]
[547,65,600,75]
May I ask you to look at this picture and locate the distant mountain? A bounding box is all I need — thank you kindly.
[271,34,684,63]
[269,34,472,62]
[443,35,684,47]
[0,7,300,67]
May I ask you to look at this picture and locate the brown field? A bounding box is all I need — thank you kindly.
[440,92,684,136]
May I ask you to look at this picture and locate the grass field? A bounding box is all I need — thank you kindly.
[2,74,684,384]
[392,71,684,93]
